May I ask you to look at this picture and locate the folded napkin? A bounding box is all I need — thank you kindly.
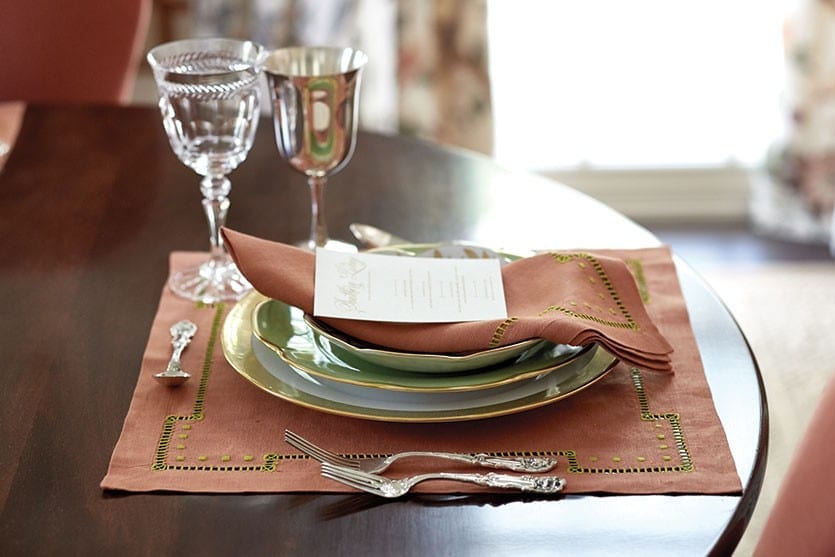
[221,228,674,371]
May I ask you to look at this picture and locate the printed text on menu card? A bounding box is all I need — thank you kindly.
[313,249,508,322]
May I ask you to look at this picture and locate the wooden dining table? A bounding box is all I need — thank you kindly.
[0,105,766,556]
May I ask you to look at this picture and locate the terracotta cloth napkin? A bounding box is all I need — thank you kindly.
[221,228,674,372]
[101,249,742,495]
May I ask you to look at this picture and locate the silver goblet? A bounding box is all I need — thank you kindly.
[147,38,263,303]
[264,46,368,250]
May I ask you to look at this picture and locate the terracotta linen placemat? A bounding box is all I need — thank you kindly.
[102,248,742,494]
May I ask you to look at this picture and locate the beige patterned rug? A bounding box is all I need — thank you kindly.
[697,262,835,556]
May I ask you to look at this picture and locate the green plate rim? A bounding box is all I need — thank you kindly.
[222,290,619,423]
[253,297,591,393]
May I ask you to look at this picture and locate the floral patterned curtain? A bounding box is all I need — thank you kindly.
[754,0,835,252]
[396,0,492,154]
[190,0,493,154]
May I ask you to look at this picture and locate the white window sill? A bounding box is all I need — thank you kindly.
[542,165,753,224]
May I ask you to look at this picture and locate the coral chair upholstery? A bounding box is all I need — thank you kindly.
[754,373,835,556]
[0,0,151,104]
[0,101,25,169]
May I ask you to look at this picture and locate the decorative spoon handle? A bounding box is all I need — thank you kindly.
[166,320,197,373]
[154,320,198,386]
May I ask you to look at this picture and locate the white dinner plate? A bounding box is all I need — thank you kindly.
[222,291,619,422]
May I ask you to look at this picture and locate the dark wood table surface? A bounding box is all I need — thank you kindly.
[0,105,766,556]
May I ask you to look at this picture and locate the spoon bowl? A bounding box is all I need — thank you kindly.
[153,368,191,386]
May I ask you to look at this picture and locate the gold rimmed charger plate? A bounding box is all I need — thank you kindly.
[222,291,619,423]
[252,298,588,393]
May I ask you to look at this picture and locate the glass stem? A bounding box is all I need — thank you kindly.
[307,175,328,249]
[200,174,232,262]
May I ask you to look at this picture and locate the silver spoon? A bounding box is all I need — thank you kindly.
[154,320,198,387]
[349,223,410,249]
[350,223,509,264]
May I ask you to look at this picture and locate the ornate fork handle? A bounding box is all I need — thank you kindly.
[384,451,557,473]
[392,472,566,496]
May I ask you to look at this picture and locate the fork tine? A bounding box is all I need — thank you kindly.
[321,468,382,496]
[284,430,357,467]
[321,462,370,483]
[285,431,336,462]
[284,432,333,463]
[321,463,385,489]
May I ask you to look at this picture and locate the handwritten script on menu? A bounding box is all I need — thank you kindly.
[313,249,508,323]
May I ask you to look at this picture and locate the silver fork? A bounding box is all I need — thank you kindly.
[285,429,557,473]
[321,462,566,498]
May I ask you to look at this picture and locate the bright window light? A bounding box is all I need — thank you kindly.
[488,1,789,170]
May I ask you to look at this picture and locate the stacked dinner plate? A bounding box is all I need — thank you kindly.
[220,244,619,422]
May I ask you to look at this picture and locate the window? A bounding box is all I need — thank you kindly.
[488,1,788,171]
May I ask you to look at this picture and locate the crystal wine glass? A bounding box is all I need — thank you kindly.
[147,38,264,303]
[264,46,368,250]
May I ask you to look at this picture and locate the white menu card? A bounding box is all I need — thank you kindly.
[313,248,508,323]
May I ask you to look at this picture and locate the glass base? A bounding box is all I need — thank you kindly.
[168,257,252,304]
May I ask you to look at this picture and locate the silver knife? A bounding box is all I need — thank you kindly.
[349,223,411,248]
